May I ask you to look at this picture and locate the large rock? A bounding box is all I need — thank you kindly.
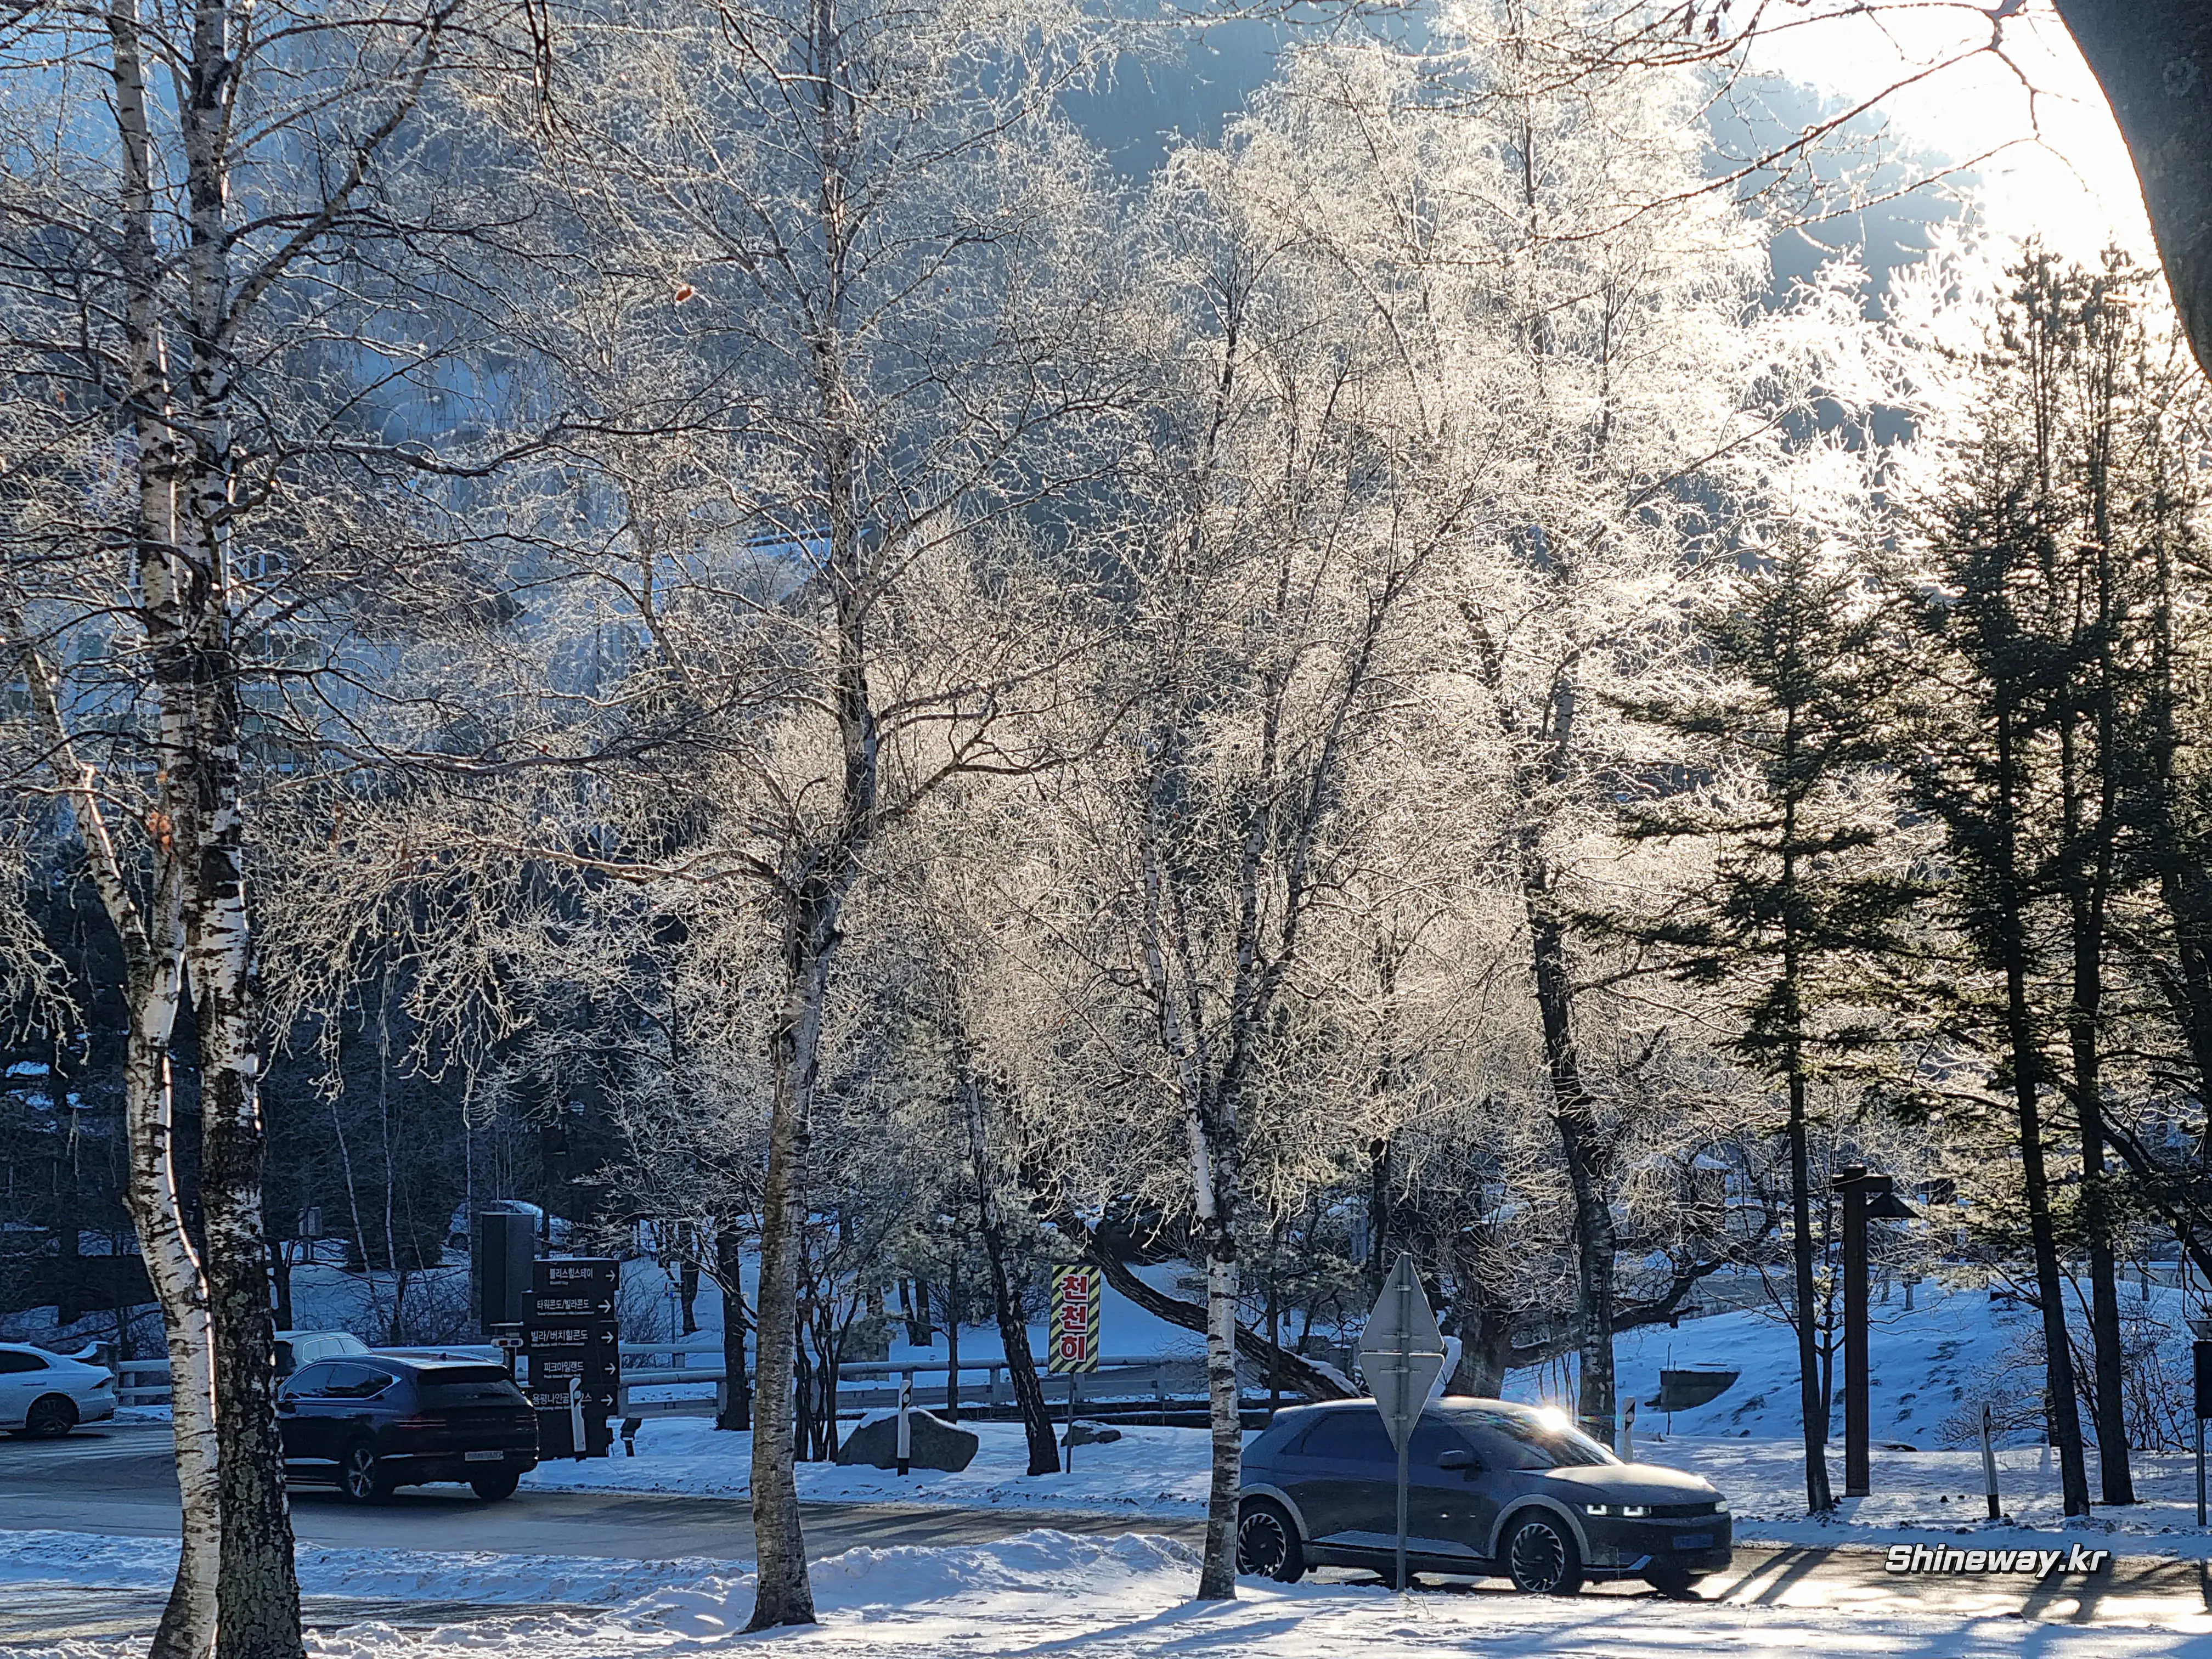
[1062,1419,1122,1448]
[834,1409,979,1473]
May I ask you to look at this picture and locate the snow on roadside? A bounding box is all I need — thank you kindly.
[1656,1435,2212,1558]
[534,1410,2212,1559]
[0,1528,741,1606]
[526,1415,1224,1517]
[8,1527,2207,1659]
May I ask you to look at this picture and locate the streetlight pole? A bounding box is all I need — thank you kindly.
[1833,1164,1917,1498]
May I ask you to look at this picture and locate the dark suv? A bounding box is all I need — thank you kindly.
[1238,1398,1731,1596]
[277,1357,539,1502]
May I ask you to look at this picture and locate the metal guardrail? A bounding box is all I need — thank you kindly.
[116,1358,173,1407]
[103,1344,1220,1417]
[611,1351,1217,1421]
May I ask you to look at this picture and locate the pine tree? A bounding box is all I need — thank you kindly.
[1900,249,2111,1517]
[1622,534,1920,1515]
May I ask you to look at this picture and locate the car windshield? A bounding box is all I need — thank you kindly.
[1458,1409,1619,1470]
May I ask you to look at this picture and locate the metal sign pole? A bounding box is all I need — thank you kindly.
[2194,1331,2212,1525]
[1358,1254,1446,1598]
[1066,1375,1079,1473]
[1980,1402,2000,1520]
[567,1376,585,1463]
[1394,1268,1411,1594]
[897,1372,913,1477]
[1395,1432,1410,1594]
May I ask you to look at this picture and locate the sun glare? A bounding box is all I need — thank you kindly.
[1747,1,2151,260]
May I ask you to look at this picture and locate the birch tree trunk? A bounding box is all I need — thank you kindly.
[1193,1147,1242,1600]
[15,9,232,1644]
[1136,808,1245,1600]
[7,613,219,1659]
[749,891,848,1628]
[187,696,303,1654]
[163,0,302,1636]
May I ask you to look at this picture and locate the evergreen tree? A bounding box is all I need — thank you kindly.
[1623,534,1919,1515]
[1900,249,2113,1517]
[1902,247,2212,1507]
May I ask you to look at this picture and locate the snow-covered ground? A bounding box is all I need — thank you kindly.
[529,1415,1218,1515]
[532,1412,2212,1558]
[4,1527,2207,1659]
[524,1282,2212,1560]
[1586,1278,2181,1450]
[0,1530,720,1607]
[1657,1437,2212,1556]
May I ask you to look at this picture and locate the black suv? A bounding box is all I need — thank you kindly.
[277,1357,539,1502]
[1238,1399,1731,1595]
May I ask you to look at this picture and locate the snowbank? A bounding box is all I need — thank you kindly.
[0,1529,738,1607]
[548,1412,2212,1558]
[526,1415,1225,1516]
[7,1527,2206,1659]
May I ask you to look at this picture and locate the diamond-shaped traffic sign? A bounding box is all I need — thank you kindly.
[1358,1252,1447,1454]
[1358,1252,1449,1594]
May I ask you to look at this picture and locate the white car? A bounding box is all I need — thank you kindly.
[274,1330,370,1378]
[0,1342,117,1437]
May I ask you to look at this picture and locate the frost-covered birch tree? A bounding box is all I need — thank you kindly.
[1037,37,1542,1598]
[1431,0,1834,1446]
[0,2,537,1650]
[436,0,1139,1628]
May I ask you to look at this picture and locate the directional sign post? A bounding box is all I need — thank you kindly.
[1048,1267,1102,1473]
[526,1258,620,1458]
[1358,1253,1448,1594]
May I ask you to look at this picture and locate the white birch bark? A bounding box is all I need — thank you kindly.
[8,608,218,1659]
[170,0,306,1625]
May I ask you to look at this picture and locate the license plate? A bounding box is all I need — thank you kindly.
[1674,1533,1713,1551]
[464,1450,505,1462]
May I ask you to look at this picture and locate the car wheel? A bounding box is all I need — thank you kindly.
[22,1396,78,1439]
[1503,1512,1584,1595]
[470,1470,521,1501]
[1235,1498,1306,1583]
[336,1442,392,1503]
[1644,1566,1705,1599]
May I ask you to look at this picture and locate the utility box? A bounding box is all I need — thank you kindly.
[2194,1340,2212,1421]
[472,1205,537,1334]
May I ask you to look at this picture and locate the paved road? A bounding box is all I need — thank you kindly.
[7,1425,2210,1639]
[0,1424,1183,1559]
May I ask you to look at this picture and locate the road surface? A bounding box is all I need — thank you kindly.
[5,1424,2209,1640]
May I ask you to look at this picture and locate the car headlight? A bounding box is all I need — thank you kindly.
[1713,1497,1729,1514]
[1583,1503,1650,1518]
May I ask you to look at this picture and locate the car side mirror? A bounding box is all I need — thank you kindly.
[1436,1448,1476,1471]
[276,1399,297,1414]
